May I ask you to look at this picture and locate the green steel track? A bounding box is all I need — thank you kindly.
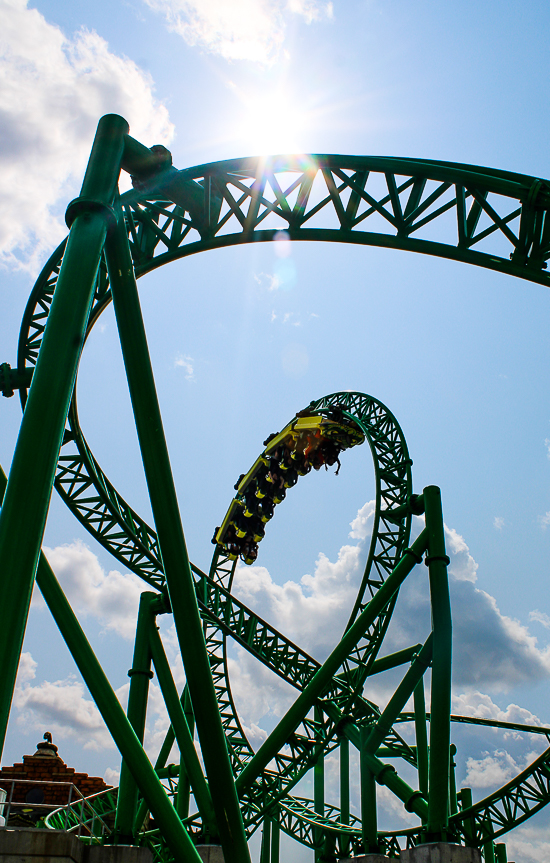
[9,143,550,857]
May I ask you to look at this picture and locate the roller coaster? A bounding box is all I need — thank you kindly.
[1,114,550,863]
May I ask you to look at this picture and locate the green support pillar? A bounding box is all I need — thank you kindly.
[458,788,475,848]
[260,817,271,863]
[339,736,350,858]
[423,485,452,839]
[133,726,176,836]
[337,715,428,823]
[33,565,201,860]
[176,688,194,821]
[0,463,197,863]
[449,744,458,816]
[115,592,155,841]
[314,707,325,862]
[271,811,280,863]
[360,727,378,854]
[0,114,128,758]
[414,681,429,799]
[104,202,250,863]
[148,621,216,832]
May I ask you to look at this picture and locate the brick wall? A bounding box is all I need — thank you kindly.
[0,755,110,805]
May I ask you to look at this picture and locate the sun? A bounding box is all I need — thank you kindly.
[236,88,308,155]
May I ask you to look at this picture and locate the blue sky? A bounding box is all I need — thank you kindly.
[1,0,550,860]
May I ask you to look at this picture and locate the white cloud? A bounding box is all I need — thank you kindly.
[233,500,550,732]
[255,271,281,291]
[545,437,550,459]
[530,610,550,629]
[142,0,333,64]
[452,691,548,740]
[349,499,376,540]
[493,516,504,530]
[465,748,542,789]
[234,541,364,661]
[227,646,295,740]
[16,651,37,685]
[104,767,120,785]
[14,670,116,750]
[174,352,195,380]
[445,524,479,583]
[539,511,550,529]
[505,822,550,863]
[0,0,173,269]
[43,540,144,640]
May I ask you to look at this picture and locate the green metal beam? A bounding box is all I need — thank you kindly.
[414,682,429,798]
[360,727,378,853]
[314,706,325,861]
[363,634,433,756]
[367,644,423,676]
[115,591,155,840]
[0,458,201,863]
[424,485,452,838]
[148,621,216,832]
[0,114,128,758]
[33,552,202,863]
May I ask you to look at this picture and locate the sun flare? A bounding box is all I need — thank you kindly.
[237,89,307,156]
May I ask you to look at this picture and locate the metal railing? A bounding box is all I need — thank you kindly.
[0,778,116,840]
[44,786,117,842]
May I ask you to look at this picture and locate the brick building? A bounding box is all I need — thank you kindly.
[0,733,111,824]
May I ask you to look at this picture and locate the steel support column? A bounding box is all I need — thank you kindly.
[148,622,216,832]
[115,591,155,840]
[339,736,350,858]
[0,114,127,757]
[314,706,325,862]
[424,485,452,838]
[360,727,378,854]
[414,681,429,799]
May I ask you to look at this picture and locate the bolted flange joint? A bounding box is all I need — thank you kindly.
[65,197,116,230]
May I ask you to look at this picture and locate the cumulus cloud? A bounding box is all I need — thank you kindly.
[230,499,550,753]
[43,540,144,640]
[465,748,542,789]
[15,651,37,685]
[493,516,504,530]
[505,822,550,863]
[452,691,548,740]
[104,767,120,785]
[142,0,333,64]
[12,650,174,757]
[0,0,173,269]
[233,538,365,660]
[227,644,295,732]
[14,670,116,750]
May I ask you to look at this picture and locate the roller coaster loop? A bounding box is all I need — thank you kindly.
[1,114,550,862]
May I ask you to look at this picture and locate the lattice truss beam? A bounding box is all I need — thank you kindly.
[119,155,550,285]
